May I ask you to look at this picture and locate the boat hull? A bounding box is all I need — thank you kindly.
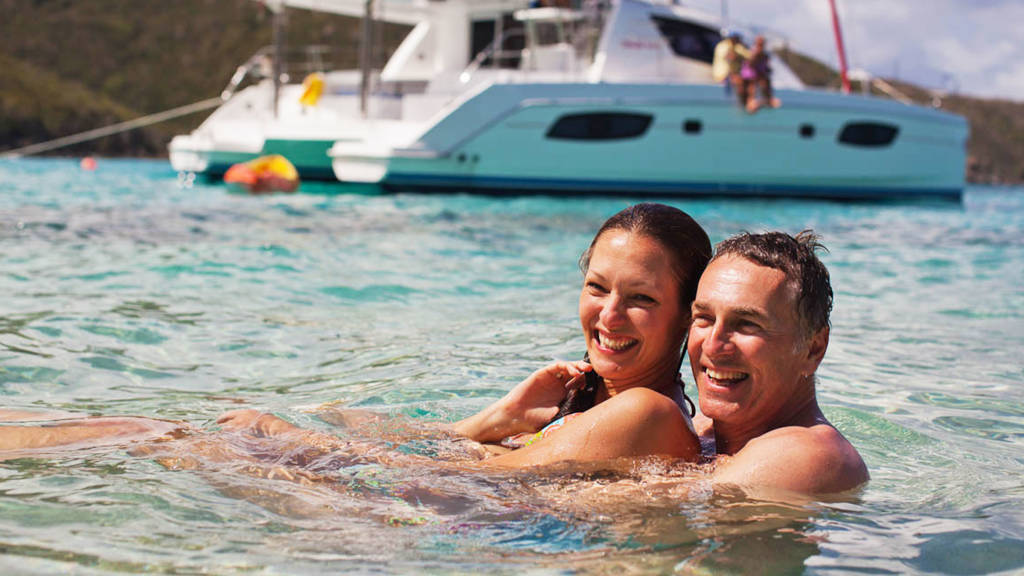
[331,83,967,200]
[170,136,336,181]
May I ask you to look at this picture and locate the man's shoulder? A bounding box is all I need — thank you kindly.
[715,423,868,497]
[755,421,846,448]
[754,423,864,470]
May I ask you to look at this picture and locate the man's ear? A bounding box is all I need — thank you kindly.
[804,325,829,370]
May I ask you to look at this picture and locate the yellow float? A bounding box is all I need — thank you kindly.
[299,73,325,107]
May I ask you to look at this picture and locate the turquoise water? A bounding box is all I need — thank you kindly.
[1,157,1022,574]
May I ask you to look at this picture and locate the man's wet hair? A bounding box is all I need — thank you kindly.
[712,230,833,338]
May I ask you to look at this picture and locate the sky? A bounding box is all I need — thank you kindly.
[690,0,1024,102]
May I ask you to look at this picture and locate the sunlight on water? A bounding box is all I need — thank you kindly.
[0,158,1022,574]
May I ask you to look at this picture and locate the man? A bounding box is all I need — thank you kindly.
[687,230,867,496]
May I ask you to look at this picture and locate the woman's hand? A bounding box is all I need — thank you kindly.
[453,360,591,443]
[503,361,591,429]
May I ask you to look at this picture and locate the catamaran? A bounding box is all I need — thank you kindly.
[168,0,967,199]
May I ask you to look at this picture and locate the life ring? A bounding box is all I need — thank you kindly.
[299,73,325,107]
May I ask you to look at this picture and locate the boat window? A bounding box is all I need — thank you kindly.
[531,21,563,47]
[800,124,815,138]
[837,122,899,147]
[546,112,654,140]
[471,14,523,69]
[683,119,702,134]
[650,16,721,64]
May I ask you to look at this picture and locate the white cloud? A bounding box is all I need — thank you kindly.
[928,37,1014,79]
[988,62,1024,101]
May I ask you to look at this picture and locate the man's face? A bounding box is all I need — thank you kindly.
[688,255,827,429]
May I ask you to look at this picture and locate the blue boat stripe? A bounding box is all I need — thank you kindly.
[381,172,962,200]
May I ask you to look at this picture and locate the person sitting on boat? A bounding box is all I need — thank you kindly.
[712,30,750,108]
[742,35,782,113]
[1,203,711,470]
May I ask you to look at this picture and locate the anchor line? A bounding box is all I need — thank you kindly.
[0,97,223,158]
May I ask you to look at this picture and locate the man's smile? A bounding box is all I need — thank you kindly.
[702,366,749,386]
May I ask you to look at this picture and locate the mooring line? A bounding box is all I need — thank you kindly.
[0,97,223,158]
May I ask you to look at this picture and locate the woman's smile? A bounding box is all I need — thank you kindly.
[595,331,638,352]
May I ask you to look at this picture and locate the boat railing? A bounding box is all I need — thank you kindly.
[459,29,528,84]
[220,45,335,101]
[459,10,601,84]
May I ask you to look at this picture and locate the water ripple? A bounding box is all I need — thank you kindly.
[1,161,1023,572]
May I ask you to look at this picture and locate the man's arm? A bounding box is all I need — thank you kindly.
[712,425,868,498]
[0,417,181,452]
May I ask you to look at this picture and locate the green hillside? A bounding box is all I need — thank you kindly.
[0,0,400,156]
[2,1,1021,184]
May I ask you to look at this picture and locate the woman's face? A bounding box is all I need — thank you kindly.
[579,230,688,386]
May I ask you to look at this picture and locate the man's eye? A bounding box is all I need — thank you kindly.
[691,314,712,326]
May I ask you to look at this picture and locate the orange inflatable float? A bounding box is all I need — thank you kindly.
[223,154,299,194]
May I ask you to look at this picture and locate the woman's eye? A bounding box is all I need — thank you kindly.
[632,294,656,304]
[586,281,608,293]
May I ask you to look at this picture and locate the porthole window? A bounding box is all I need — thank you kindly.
[546,112,654,141]
[837,122,899,147]
[799,124,815,138]
[683,119,702,134]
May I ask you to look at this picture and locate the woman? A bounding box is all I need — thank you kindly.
[218,202,712,467]
[742,35,782,113]
[1,203,711,469]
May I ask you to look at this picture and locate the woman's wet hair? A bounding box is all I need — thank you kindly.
[579,203,712,310]
[558,203,711,419]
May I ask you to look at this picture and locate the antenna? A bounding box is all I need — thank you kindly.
[827,0,851,94]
